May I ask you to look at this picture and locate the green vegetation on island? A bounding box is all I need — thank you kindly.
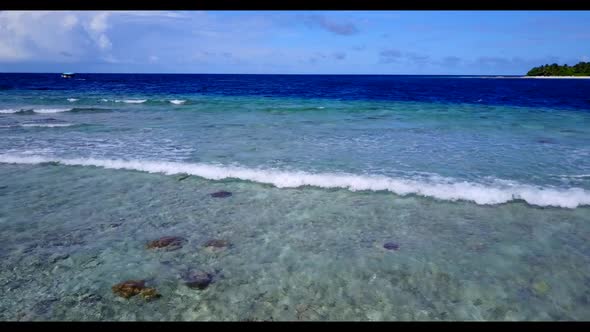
[526,62,590,76]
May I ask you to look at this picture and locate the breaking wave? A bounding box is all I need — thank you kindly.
[0,155,589,209]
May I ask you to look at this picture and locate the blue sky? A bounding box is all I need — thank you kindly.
[0,10,589,75]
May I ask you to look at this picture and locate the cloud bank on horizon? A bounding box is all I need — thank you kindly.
[0,10,589,75]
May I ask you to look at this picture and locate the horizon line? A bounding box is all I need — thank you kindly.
[0,72,523,76]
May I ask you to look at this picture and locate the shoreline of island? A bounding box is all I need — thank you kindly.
[457,76,590,79]
[520,76,590,79]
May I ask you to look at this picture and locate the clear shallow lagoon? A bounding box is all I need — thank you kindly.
[1,74,590,320]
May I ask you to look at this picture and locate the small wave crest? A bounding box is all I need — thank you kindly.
[2,107,110,114]
[557,174,590,179]
[169,99,186,105]
[0,109,22,114]
[0,155,589,209]
[2,108,76,114]
[2,108,73,114]
[115,99,147,104]
[67,98,79,102]
[32,108,74,114]
[20,123,74,128]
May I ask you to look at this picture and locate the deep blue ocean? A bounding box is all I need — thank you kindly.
[2,73,590,109]
[1,73,590,320]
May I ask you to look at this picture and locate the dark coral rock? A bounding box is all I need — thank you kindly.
[112,280,147,299]
[211,191,232,198]
[383,242,400,250]
[139,288,161,301]
[184,271,214,290]
[146,236,185,250]
[112,280,161,301]
[204,239,231,249]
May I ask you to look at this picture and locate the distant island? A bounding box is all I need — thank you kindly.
[526,61,590,76]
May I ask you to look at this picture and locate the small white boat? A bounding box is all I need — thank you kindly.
[61,72,75,79]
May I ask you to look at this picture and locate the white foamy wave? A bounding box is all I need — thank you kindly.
[0,109,22,114]
[67,98,79,102]
[32,108,74,114]
[557,174,590,179]
[169,99,186,105]
[115,99,147,104]
[1,155,589,209]
[20,123,74,128]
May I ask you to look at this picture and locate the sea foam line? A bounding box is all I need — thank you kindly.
[0,155,589,208]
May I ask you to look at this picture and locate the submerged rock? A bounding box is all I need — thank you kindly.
[146,236,185,250]
[112,280,146,299]
[204,239,231,249]
[211,191,232,198]
[184,271,214,290]
[112,280,161,301]
[139,288,161,301]
[383,242,400,250]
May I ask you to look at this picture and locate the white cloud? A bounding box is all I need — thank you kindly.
[0,11,356,73]
[0,11,99,61]
[0,11,54,61]
[86,12,112,51]
[97,34,112,50]
[0,10,188,63]
[62,14,78,29]
[89,12,110,32]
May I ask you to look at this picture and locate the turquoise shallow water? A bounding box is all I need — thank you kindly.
[1,163,589,320]
[1,74,590,320]
[1,95,589,206]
